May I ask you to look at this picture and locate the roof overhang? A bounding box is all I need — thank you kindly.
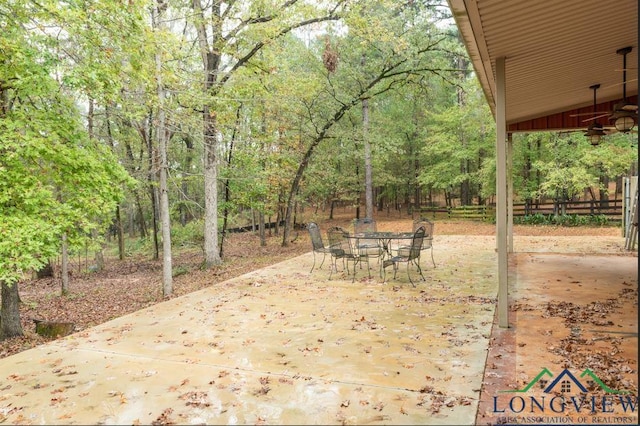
[447,0,638,133]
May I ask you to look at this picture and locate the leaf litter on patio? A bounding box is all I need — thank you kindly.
[1,215,633,425]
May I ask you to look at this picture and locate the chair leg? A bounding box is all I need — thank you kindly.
[310,253,316,273]
[364,256,372,278]
[382,259,395,282]
[407,262,415,287]
[430,248,435,268]
[413,258,426,282]
[329,256,342,280]
[350,258,359,282]
[319,253,326,270]
[328,257,334,279]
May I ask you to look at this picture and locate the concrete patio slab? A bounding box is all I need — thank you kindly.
[0,235,635,425]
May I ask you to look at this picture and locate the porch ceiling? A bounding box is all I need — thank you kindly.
[447,0,638,133]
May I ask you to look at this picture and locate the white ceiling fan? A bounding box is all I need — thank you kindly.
[571,46,638,133]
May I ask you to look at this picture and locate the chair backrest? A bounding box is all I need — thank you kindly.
[413,219,434,249]
[327,226,346,248]
[307,222,325,251]
[327,227,352,254]
[353,218,376,234]
[407,226,425,260]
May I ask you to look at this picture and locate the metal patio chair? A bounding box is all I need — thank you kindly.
[413,218,436,268]
[307,222,333,273]
[382,226,426,286]
[353,217,377,234]
[352,218,384,269]
[327,226,366,282]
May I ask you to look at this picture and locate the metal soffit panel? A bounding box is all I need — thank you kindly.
[447,0,638,131]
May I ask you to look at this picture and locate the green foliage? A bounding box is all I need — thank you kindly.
[512,131,635,206]
[172,265,189,278]
[170,220,204,248]
[516,213,548,225]
[1,0,635,276]
[418,78,496,200]
[590,214,611,226]
[0,8,132,284]
[514,214,613,227]
[124,238,153,258]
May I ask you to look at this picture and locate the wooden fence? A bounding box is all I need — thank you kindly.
[412,205,494,221]
[512,200,622,221]
[412,200,623,222]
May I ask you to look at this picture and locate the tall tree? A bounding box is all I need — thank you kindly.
[279,2,461,243]
[153,0,173,296]
[0,0,132,339]
[189,0,347,266]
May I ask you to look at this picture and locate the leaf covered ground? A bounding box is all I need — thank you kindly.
[3,213,624,360]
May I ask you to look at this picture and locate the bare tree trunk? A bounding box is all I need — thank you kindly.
[92,228,105,272]
[86,100,105,271]
[259,211,266,247]
[61,233,69,296]
[192,0,223,267]
[599,174,610,207]
[104,107,128,259]
[121,136,149,240]
[0,281,23,339]
[115,205,125,260]
[219,106,243,259]
[154,0,173,297]
[363,95,373,219]
[159,144,173,298]
[180,137,195,226]
[203,114,221,265]
[135,194,147,238]
[146,116,160,261]
[276,206,283,236]
[414,158,420,209]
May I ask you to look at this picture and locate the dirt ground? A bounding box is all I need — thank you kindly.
[4,210,626,362]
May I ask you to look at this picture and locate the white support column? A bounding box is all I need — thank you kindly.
[496,57,509,328]
[507,133,514,253]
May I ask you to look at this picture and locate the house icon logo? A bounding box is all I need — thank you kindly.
[501,367,630,395]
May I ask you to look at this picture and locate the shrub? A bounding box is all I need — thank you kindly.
[589,214,611,226]
[170,220,204,248]
[515,213,548,225]
[515,213,614,227]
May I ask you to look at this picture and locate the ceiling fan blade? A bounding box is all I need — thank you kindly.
[582,114,610,123]
[570,111,609,117]
[600,78,638,89]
